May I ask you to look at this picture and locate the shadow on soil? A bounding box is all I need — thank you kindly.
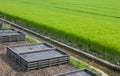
[0,53,26,72]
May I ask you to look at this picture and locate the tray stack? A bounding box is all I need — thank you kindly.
[0,29,25,43]
[7,43,69,71]
[55,69,98,76]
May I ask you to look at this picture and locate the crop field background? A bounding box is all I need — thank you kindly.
[0,0,120,63]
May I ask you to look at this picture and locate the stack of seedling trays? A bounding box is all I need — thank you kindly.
[7,43,69,71]
[0,29,25,43]
[55,69,98,76]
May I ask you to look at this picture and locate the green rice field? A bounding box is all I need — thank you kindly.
[0,0,120,63]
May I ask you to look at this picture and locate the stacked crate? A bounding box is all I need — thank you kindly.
[55,69,98,76]
[0,29,25,43]
[0,21,2,29]
[7,43,69,71]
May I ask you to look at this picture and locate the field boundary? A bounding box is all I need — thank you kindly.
[0,18,120,71]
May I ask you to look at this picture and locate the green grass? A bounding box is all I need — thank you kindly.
[70,56,101,76]
[2,23,11,29]
[26,35,40,43]
[0,0,120,63]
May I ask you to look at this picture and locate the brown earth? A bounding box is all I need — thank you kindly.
[0,41,75,76]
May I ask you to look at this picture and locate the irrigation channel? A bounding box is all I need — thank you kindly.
[0,18,120,76]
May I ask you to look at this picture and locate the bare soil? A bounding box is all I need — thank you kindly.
[0,41,75,76]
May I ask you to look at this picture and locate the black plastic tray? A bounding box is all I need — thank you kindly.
[56,69,98,76]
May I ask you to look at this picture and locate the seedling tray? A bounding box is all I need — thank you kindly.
[55,69,98,76]
[7,43,69,71]
[0,29,25,43]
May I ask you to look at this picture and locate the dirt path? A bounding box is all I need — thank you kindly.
[0,41,75,76]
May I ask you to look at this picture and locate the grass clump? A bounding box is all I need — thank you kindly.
[26,35,40,43]
[70,56,101,76]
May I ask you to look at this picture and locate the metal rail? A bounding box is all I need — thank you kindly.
[0,18,120,71]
